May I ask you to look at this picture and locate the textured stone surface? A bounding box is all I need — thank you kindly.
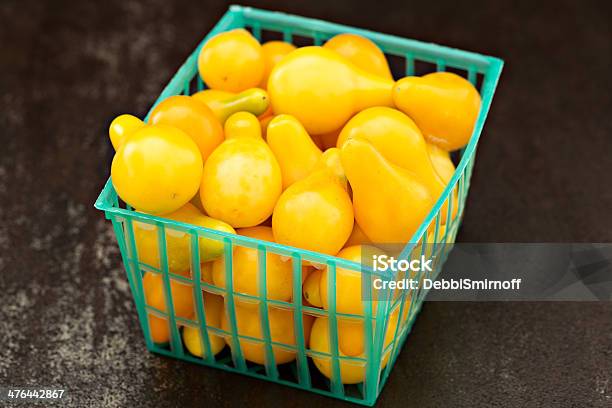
[0,0,611,407]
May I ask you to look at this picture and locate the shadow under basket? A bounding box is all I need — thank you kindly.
[94,5,503,406]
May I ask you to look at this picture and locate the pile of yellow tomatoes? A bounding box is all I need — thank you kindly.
[108,28,480,384]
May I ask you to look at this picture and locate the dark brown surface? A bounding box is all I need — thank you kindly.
[1,0,611,407]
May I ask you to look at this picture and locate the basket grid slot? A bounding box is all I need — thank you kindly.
[446,65,469,79]
[258,28,284,42]
[291,33,315,47]
[475,72,485,92]
[413,59,438,76]
[385,53,406,80]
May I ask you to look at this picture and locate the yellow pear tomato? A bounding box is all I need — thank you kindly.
[149,95,224,162]
[268,46,393,135]
[393,72,481,151]
[259,41,297,88]
[198,29,265,92]
[182,292,226,357]
[111,125,203,215]
[319,245,382,316]
[133,203,235,276]
[200,136,282,228]
[143,272,195,344]
[323,33,393,80]
[309,311,398,384]
[211,226,293,305]
[221,303,314,365]
[108,114,144,150]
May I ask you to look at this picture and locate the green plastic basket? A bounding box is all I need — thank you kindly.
[95,5,502,405]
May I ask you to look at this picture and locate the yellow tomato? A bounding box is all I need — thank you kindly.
[108,114,144,150]
[201,261,214,285]
[143,272,195,344]
[182,292,225,357]
[221,303,314,365]
[259,41,297,88]
[323,33,393,80]
[111,125,202,215]
[340,137,433,243]
[272,161,353,256]
[393,72,481,151]
[198,29,265,92]
[200,137,282,228]
[211,226,293,305]
[309,312,398,384]
[133,203,235,276]
[426,143,456,183]
[149,95,223,162]
[143,272,195,318]
[303,269,323,307]
[268,46,393,135]
[148,314,170,344]
[224,111,262,139]
[301,265,314,283]
[319,245,381,316]
[266,114,322,189]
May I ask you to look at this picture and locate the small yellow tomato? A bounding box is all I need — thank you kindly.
[309,311,398,384]
[303,269,323,307]
[319,245,381,316]
[143,271,195,344]
[426,143,456,183]
[134,203,235,275]
[143,272,195,319]
[224,112,262,139]
[221,303,314,365]
[109,114,144,150]
[324,33,393,80]
[268,47,394,135]
[149,95,224,162]
[393,72,481,151]
[200,137,282,227]
[272,162,353,256]
[259,41,297,88]
[201,261,214,285]
[198,29,265,92]
[182,292,226,357]
[111,125,203,215]
[211,226,293,305]
[148,314,170,344]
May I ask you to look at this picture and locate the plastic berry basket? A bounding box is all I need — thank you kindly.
[94,5,502,406]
